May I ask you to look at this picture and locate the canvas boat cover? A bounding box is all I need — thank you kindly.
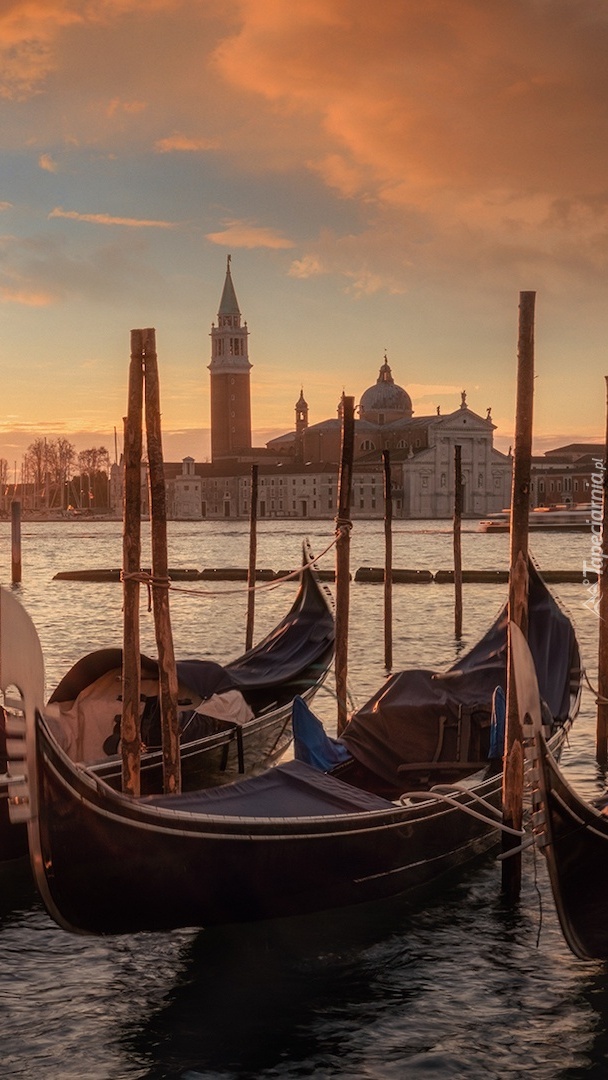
[340,565,579,787]
[48,568,333,704]
[146,759,393,818]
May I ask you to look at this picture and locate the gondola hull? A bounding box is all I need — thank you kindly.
[31,714,572,935]
[1,566,581,936]
[532,732,608,961]
[0,554,334,861]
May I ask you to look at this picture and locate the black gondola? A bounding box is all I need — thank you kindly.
[0,548,334,861]
[1,567,581,935]
[515,618,608,962]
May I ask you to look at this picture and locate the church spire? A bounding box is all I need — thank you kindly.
[218,254,240,319]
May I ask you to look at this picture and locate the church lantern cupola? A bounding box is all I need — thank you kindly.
[208,255,252,461]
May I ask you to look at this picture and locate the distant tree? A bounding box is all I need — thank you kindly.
[77,446,110,475]
[23,437,47,492]
[23,436,76,508]
[74,446,111,509]
[49,437,76,483]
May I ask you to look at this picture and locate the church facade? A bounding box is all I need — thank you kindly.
[266,360,512,518]
[112,259,512,519]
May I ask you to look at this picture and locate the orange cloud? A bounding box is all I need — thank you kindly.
[48,207,175,228]
[38,153,58,172]
[289,254,325,278]
[0,285,55,306]
[0,0,189,100]
[213,1,608,237]
[207,220,295,249]
[155,133,219,152]
[106,98,148,118]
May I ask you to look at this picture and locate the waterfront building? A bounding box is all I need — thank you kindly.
[111,260,513,520]
[530,443,605,507]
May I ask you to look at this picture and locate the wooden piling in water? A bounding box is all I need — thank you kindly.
[502,290,535,903]
[143,329,181,796]
[454,444,463,639]
[121,333,144,798]
[383,450,393,672]
[245,464,259,652]
[596,375,608,765]
[336,396,354,736]
[10,501,21,584]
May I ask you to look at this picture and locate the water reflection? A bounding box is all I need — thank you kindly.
[103,859,594,1080]
[0,521,606,1077]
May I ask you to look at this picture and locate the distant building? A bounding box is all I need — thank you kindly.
[531,444,604,507]
[111,259,513,519]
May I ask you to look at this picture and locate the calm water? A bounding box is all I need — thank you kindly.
[0,519,607,1079]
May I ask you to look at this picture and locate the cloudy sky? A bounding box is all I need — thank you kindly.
[1,0,607,467]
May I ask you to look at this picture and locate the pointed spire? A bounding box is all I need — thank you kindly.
[218,254,240,317]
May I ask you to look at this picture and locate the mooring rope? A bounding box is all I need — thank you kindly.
[121,527,346,602]
[398,787,525,837]
[582,667,608,704]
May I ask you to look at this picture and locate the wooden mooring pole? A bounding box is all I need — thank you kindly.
[245,463,259,652]
[383,450,393,671]
[121,333,144,797]
[502,290,535,902]
[143,329,181,796]
[336,396,354,736]
[596,375,608,765]
[11,500,21,584]
[454,444,463,640]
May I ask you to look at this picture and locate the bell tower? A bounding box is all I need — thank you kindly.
[209,255,252,460]
[295,388,309,434]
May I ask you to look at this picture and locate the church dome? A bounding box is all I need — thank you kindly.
[359,358,413,421]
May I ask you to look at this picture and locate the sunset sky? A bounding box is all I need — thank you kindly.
[2,0,608,468]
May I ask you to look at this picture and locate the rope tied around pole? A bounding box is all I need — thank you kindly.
[334,517,353,537]
[121,569,171,611]
[118,531,342,602]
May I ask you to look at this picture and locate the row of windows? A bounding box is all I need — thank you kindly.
[536,478,577,494]
[359,439,423,451]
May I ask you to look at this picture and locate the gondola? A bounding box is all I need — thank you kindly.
[2,566,581,936]
[0,548,334,861]
[523,626,608,961]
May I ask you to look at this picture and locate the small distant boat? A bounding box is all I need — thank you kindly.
[2,565,581,936]
[479,504,592,533]
[0,546,334,862]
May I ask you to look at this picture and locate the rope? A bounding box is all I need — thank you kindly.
[121,570,171,610]
[398,788,525,837]
[582,668,608,704]
[335,517,353,534]
[532,839,544,948]
[119,531,341,602]
[429,782,504,820]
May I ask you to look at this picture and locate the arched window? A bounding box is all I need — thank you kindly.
[360,440,376,451]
